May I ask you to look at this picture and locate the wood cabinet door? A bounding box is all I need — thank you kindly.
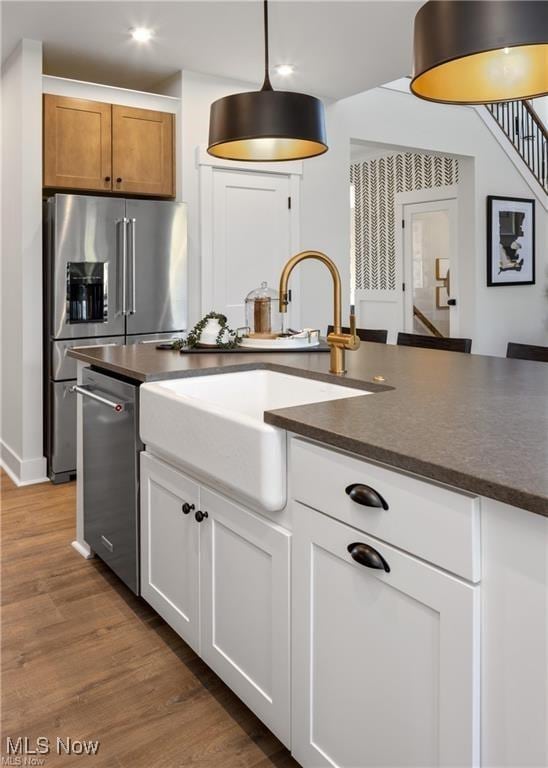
[140,453,200,654]
[112,105,174,197]
[199,487,291,747]
[43,94,112,191]
[292,501,480,768]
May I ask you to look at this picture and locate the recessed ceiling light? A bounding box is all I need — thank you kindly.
[275,64,294,77]
[131,27,153,43]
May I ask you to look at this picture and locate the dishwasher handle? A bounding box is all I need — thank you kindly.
[71,385,125,412]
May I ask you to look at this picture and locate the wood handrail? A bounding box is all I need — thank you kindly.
[412,305,444,338]
[524,100,548,141]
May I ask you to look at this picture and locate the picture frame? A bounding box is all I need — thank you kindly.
[435,258,450,309]
[487,196,535,286]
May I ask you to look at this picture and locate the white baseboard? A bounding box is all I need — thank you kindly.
[0,440,48,486]
[71,539,94,559]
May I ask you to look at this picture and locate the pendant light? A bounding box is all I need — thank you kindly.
[207,0,327,161]
[411,0,548,104]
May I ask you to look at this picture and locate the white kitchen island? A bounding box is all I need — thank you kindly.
[69,343,548,768]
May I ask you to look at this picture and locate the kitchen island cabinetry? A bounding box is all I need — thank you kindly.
[69,344,548,768]
[291,438,480,768]
[140,453,200,654]
[140,451,291,747]
[199,486,291,744]
[291,503,479,768]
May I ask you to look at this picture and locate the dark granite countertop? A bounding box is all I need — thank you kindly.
[69,343,548,516]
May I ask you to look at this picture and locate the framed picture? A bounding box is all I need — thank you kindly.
[435,258,450,309]
[487,196,535,286]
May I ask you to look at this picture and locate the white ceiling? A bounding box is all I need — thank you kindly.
[1,1,421,99]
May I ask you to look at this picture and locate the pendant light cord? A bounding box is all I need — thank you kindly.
[262,0,273,91]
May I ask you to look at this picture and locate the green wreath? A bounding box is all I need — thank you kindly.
[174,312,239,350]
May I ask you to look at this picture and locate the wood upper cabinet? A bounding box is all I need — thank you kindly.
[43,94,112,192]
[43,95,175,197]
[112,105,174,197]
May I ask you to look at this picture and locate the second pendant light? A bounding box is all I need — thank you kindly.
[207,0,328,162]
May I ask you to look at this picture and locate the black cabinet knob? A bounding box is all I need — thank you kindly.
[104,176,111,182]
[182,502,195,515]
[345,483,388,510]
[348,542,390,573]
[116,177,122,183]
[447,298,457,306]
[195,510,209,523]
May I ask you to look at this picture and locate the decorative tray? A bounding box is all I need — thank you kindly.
[178,342,330,354]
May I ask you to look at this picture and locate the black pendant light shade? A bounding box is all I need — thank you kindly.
[411,0,548,104]
[208,89,327,161]
[207,1,327,161]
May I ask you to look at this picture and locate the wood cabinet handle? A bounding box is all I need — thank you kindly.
[348,542,390,573]
[345,483,388,510]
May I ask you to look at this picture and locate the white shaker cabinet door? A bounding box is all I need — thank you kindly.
[199,487,291,747]
[140,453,201,654]
[292,502,480,768]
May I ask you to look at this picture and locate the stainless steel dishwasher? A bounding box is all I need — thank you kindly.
[75,368,142,594]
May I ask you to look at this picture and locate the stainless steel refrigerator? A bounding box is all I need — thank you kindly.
[44,193,187,483]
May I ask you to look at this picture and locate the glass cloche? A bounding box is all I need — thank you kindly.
[244,281,282,338]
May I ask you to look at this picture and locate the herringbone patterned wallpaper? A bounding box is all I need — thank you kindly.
[351,153,459,290]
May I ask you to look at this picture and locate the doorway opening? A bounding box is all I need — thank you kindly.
[402,196,458,338]
[349,143,460,342]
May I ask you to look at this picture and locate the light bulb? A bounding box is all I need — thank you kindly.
[131,27,153,43]
[275,64,294,77]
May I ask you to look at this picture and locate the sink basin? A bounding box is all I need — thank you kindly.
[140,370,370,511]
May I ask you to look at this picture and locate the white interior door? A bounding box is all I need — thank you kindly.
[210,169,294,329]
[403,199,458,337]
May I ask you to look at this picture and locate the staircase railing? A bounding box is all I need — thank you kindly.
[413,305,443,338]
[486,100,547,194]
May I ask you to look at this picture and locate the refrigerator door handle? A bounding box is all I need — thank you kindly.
[129,218,137,315]
[117,217,129,316]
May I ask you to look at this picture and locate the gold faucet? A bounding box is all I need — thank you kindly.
[278,250,360,375]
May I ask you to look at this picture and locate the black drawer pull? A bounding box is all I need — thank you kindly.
[195,510,209,523]
[345,483,388,510]
[182,502,195,515]
[348,542,390,573]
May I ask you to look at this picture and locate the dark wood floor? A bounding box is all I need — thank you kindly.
[1,471,299,767]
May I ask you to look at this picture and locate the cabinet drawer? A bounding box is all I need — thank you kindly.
[291,438,480,582]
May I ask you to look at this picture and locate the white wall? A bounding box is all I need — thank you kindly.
[179,70,255,326]
[300,86,548,356]
[1,40,46,484]
[531,96,548,129]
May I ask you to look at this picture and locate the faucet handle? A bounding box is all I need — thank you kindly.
[349,305,357,337]
[346,305,360,351]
